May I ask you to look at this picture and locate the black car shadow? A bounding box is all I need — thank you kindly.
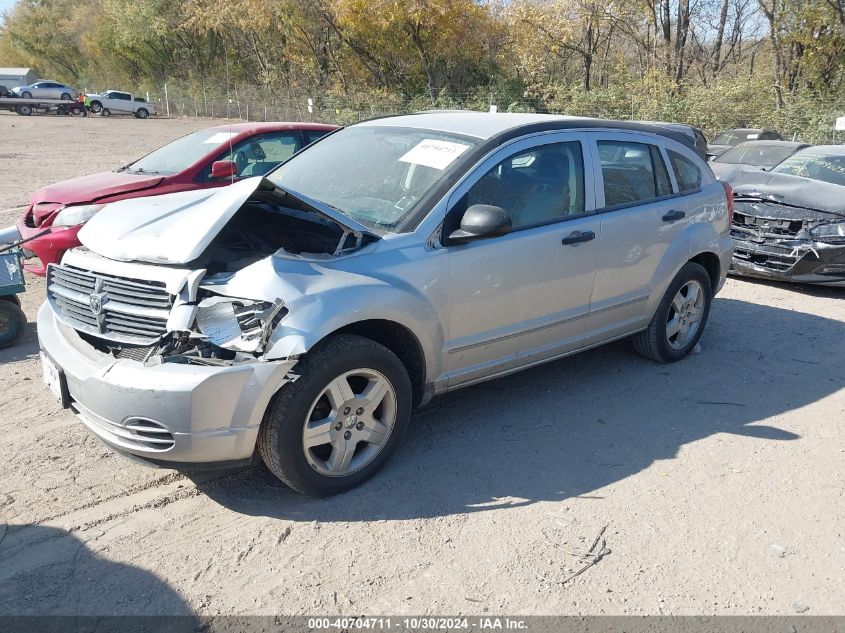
[0,524,197,632]
[191,297,834,521]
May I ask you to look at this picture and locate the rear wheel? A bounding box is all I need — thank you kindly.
[258,334,412,497]
[632,262,712,363]
[15,104,32,116]
[0,301,26,349]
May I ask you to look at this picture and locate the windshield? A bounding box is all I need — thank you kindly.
[715,144,798,167]
[267,126,478,228]
[712,130,759,146]
[127,128,239,175]
[770,151,845,187]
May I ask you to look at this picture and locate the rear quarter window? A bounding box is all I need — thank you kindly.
[668,150,701,192]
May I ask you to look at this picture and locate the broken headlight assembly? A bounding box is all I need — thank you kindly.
[810,222,845,244]
[195,296,287,354]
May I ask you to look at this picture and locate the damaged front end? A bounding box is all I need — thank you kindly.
[47,177,379,367]
[730,195,845,285]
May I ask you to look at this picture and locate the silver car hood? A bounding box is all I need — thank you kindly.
[78,177,377,265]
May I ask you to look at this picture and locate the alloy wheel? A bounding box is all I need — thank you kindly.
[666,279,705,350]
[302,368,397,477]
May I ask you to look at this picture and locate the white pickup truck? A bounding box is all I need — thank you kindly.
[86,90,157,118]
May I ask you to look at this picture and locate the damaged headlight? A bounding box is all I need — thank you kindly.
[196,296,286,354]
[52,204,106,227]
[810,222,845,244]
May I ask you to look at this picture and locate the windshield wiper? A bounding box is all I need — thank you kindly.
[126,167,160,175]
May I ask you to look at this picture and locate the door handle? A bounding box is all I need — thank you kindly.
[561,230,596,245]
[662,209,686,222]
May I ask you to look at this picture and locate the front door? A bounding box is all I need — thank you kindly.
[443,133,600,387]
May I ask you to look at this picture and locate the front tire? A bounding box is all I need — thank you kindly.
[633,262,712,363]
[89,100,102,113]
[21,91,31,98]
[135,108,149,119]
[60,92,71,100]
[258,334,412,497]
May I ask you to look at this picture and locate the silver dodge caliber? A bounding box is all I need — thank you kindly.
[38,113,733,496]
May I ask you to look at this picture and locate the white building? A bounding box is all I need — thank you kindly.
[0,67,38,88]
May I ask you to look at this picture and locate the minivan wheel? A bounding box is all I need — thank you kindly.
[258,334,412,496]
[632,262,712,363]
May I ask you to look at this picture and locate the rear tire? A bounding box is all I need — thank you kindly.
[0,301,26,349]
[60,92,71,100]
[258,334,412,497]
[15,104,32,116]
[632,262,712,363]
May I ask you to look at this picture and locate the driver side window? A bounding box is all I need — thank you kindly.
[213,132,302,179]
[466,141,585,231]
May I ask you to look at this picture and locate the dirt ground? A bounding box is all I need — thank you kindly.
[0,113,843,618]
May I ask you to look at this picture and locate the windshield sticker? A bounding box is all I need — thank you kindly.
[399,139,470,170]
[204,132,238,145]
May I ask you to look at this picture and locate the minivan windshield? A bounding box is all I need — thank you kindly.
[126,128,239,176]
[267,126,478,228]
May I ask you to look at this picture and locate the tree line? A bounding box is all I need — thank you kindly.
[1,0,843,138]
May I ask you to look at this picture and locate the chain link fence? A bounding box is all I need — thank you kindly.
[145,83,845,144]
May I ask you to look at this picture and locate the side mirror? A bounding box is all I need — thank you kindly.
[448,204,511,243]
[210,160,237,180]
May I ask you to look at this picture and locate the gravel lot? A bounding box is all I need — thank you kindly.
[0,113,843,618]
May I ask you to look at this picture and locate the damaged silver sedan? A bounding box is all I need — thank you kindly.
[39,113,733,495]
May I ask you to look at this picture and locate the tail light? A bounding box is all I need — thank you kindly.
[721,181,734,224]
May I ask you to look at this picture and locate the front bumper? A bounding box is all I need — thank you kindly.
[730,235,845,286]
[16,215,82,276]
[37,303,298,465]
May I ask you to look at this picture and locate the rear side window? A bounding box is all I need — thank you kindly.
[668,150,702,192]
[598,141,672,207]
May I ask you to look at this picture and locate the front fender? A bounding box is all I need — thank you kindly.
[200,255,446,383]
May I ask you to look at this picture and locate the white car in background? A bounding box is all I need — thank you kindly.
[86,90,157,118]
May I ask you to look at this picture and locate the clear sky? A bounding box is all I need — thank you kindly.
[0,0,16,20]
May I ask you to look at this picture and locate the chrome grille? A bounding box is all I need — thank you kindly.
[48,263,173,344]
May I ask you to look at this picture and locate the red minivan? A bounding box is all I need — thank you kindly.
[17,121,337,275]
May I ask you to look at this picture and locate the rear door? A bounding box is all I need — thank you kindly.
[443,132,601,387]
[585,132,689,345]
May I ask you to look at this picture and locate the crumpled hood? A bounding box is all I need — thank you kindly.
[78,178,263,264]
[78,176,378,265]
[730,171,845,215]
[29,170,163,212]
